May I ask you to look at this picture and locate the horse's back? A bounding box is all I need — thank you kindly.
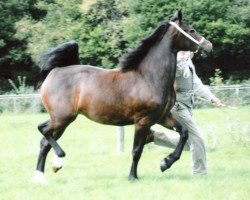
[41,64,111,89]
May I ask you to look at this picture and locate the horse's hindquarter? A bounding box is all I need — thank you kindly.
[40,65,103,120]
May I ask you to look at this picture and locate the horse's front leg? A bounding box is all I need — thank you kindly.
[128,120,150,180]
[159,113,188,172]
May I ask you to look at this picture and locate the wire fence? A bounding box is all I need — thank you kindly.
[194,85,250,108]
[0,93,41,113]
[0,85,249,113]
[0,85,249,154]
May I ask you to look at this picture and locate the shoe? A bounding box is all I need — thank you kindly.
[192,171,207,177]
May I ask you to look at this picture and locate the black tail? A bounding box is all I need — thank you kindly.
[38,40,80,83]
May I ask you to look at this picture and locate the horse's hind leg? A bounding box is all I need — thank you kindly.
[35,126,67,171]
[33,117,75,183]
[33,136,51,184]
[33,124,66,184]
[36,137,51,172]
[37,120,66,158]
[159,114,188,172]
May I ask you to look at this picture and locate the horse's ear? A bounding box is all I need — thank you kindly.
[172,10,182,23]
[178,9,182,23]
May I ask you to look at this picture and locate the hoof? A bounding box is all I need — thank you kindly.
[52,165,62,173]
[51,154,64,173]
[32,170,48,184]
[128,175,139,181]
[160,158,171,172]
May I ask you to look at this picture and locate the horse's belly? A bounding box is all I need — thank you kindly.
[80,110,134,126]
[78,102,134,126]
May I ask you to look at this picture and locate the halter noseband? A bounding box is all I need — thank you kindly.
[169,21,205,52]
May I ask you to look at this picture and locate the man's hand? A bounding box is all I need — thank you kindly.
[211,98,222,107]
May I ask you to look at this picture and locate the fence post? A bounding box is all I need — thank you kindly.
[235,85,240,105]
[117,126,124,154]
[13,98,17,112]
[235,85,240,96]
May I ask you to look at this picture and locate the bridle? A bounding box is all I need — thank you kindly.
[169,21,205,52]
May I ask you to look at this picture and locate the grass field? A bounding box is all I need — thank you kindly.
[0,106,249,200]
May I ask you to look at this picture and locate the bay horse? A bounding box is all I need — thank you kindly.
[33,10,213,183]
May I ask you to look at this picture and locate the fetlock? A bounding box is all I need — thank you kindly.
[145,133,154,144]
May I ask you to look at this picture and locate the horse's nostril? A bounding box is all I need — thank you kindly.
[203,44,213,54]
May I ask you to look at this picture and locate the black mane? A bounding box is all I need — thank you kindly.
[119,22,170,71]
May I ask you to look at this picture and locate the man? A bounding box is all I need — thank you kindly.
[147,51,222,175]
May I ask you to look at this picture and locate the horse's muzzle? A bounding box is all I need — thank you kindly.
[200,41,213,57]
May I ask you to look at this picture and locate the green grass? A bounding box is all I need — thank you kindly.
[0,106,249,200]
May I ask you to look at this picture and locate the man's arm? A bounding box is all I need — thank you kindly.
[193,72,222,107]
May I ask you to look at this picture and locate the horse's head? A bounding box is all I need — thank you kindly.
[170,10,213,57]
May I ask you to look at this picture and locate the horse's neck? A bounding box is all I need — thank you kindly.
[139,35,176,90]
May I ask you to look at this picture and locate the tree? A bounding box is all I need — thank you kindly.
[0,0,46,91]
[16,0,127,68]
[178,0,250,80]
[1,0,249,93]
[123,0,250,81]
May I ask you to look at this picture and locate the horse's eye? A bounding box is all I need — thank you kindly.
[189,30,195,33]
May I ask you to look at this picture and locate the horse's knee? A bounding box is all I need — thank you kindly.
[176,125,189,141]
[38,121,51,136]
[37,123,43,133]
[40,137,49,148]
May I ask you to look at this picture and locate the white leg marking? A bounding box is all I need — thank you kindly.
[32,170,48,184]
[51,154,64,169]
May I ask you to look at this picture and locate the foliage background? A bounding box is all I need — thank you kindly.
[0,0,249,91]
